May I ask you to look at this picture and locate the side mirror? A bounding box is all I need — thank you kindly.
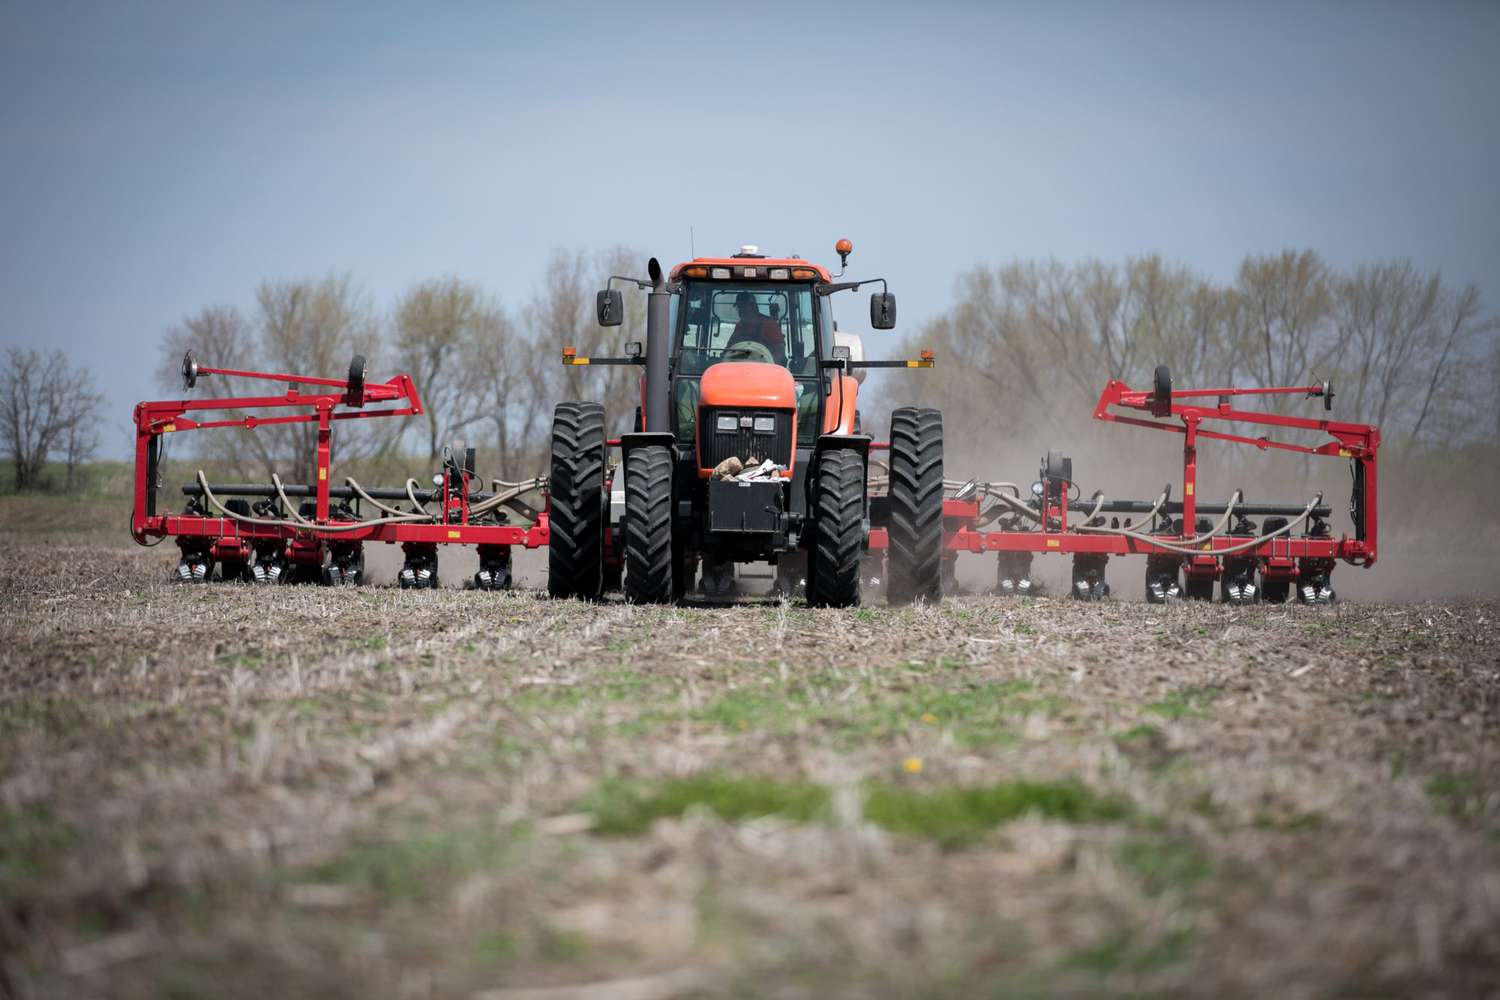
[870,291,897,330]
[596,289,624,327]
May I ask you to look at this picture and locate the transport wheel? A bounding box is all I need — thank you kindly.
[623,445,674,604]
[548,401,606,599]
[886,406,944,605]
[807,449,863,608]
[346,354,367,402]
[1154,365,1172,402]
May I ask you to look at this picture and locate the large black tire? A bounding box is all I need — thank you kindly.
[807,449,863,608]
[623,445,675,604]
[548,402,606,599]
[886,407,944,605]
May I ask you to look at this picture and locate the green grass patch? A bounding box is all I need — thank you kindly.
[300,824,513,901]
[1114,837,1213,895]
[700,688,805,733]
[1115,723,1160,743]
[1253,810,1324,832]
[0,696,90,739]
[584,773,833,835]
[1425,773,1487,822]
[1063,926,1192,975]
[699,676,1052,749]
[0,806,77,896]
[864,780,1131,848]
[1145,685,1222,721]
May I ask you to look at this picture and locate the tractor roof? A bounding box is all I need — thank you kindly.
[670,256,833,283]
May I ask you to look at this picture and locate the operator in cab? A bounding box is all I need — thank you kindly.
[727,291,785,363]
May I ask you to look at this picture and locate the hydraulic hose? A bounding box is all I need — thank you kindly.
[1078,488,1242,546]
[345,475,415,518]
[1072,492,1323,557]
[197,470,433,534]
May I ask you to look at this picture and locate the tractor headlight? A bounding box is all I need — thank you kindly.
[715,414,738,433]
[752,416,776,434]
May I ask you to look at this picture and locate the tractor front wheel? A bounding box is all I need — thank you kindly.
[623,445,675,604]
[807,449,863,608]
[548,402,606,600]
[886,406,944,605]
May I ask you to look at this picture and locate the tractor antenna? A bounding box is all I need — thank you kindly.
[690,226,696,259]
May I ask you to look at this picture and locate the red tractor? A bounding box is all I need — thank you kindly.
[547,240,944,606]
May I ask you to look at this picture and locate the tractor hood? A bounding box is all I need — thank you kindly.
[698,362,796,409]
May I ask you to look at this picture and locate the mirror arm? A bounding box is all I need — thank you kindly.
[816,278,887,296]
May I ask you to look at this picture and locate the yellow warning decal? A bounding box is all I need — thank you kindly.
[1185,483,1194,496]
[319,468,327,481]
[1339,448,1352,457]
[1046,539,1061,548]
[447,530,461,539]
[162,424,176,433]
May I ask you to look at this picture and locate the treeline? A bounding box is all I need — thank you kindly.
[5,246,1494,495]
[893,250,1499,457]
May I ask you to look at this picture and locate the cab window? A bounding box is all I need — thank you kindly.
[674,283,821,444]
[677,285,817,377]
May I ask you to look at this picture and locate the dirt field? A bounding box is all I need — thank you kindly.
[2,500,1498,998]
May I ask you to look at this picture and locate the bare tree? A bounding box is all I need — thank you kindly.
[393,277,482,460]
[1233,250,1334,393]
[1,348,105,492]
[251,274,384,483]
[155,306,257,392]
[525,247,651,433]
[1409,283,1496,444]
[453,301,548,477]
[154,306,260,475]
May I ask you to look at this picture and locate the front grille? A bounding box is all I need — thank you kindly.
[698,408,794,470]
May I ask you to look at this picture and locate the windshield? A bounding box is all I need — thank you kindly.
[672,282,822,447]
[676,283,818,377]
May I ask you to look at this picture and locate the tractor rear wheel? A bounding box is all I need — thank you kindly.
[807,448,863,608]
[548,402,606,599]
[886,406,944,605]
[623,445,675,604]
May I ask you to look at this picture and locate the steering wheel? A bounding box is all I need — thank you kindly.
[723,341,777,366]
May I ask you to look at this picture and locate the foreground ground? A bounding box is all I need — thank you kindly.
[2,508,1498,997]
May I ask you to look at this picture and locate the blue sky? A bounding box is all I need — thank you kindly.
[3,1,1497,454]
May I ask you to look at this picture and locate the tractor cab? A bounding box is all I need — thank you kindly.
[668,260,831,472]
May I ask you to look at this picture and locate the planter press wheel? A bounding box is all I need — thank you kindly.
[181,350,199,390]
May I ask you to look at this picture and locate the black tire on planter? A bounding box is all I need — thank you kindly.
[807,449,863,608]
[548,402,606,600]
[623,444,675,604]
[886,406,944,605]
[1154,364,1172,403]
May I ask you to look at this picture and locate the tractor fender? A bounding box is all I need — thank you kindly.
[618,432,676,464]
